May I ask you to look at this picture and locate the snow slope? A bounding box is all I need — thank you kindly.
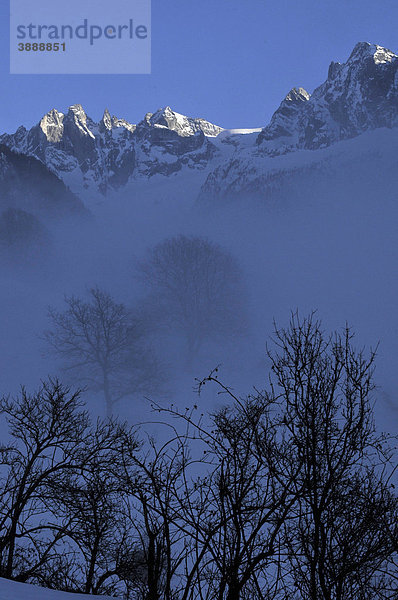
[0,578,117,600]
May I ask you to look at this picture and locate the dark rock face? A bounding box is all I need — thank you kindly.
[256,87,310,146]
[300,43,398,149]
[0,144,85,217]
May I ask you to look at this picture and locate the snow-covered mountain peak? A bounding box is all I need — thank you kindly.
[98,108,136,133]
[347,41,397,65]
[151,105,175,121]
[284,87,311,102]
[67,103,87,117]
[373,44,397,64]
[65,104,95,139]
[101,108,113,130]
[140,106,224,138]
[256,86,310,149]
[307,41,398,144]
[39,108,64,142]
[147,106,182,129]
[256,41,398,153]
[112,116,136,132]
[328,43,397,80]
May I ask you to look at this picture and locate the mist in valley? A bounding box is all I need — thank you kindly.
[1,127,397,434]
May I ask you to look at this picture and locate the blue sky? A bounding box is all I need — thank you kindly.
[1,0,398,132]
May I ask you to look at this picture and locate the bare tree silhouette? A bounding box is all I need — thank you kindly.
[138,235,247,363]
[44,287,161,416]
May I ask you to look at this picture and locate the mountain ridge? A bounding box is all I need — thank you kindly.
[1,42,397,200]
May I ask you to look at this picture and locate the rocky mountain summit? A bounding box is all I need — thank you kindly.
[256,42,398,153]
[1,42,397,201]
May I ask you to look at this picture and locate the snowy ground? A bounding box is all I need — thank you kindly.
[0,578,117,600]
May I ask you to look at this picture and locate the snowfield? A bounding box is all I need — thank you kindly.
[0,578,118,600]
